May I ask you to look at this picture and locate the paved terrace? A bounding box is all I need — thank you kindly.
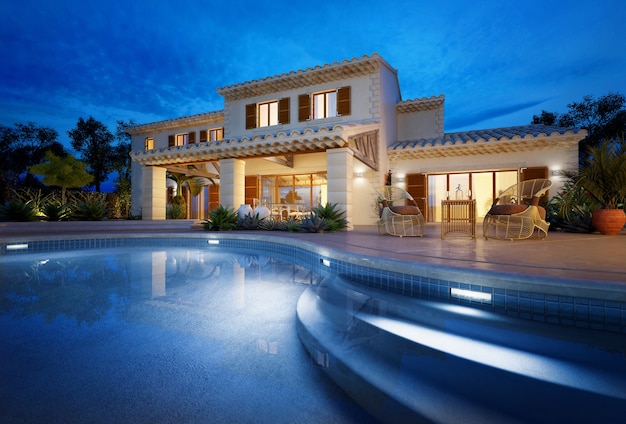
[1,220,624,285]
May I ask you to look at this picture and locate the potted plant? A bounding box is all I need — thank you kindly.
[575,137,626,235]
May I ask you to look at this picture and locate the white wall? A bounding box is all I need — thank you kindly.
[225,75,375,139]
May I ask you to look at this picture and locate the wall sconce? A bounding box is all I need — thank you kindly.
[355,172,363,178]
[397,177,406,183]
[551,170,561,176]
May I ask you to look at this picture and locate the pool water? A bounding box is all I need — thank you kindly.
[0,247,376,423]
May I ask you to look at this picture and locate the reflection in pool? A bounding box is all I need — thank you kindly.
[0,248,376,423]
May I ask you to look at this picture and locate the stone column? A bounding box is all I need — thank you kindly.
[142,165,167,220]
[219,158,245,210]
[326,148,354,230]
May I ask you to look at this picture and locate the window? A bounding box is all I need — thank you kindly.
[200,128,224,142]
[259,101,279,127]
[313,91,337,119]
[169,133,191,147]
[298,86,351,122]
[144,137,154,150]
[245,98,290,129]
[175,133,188,146]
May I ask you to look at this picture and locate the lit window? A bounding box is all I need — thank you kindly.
[313,91,337,119]
[175,133,188,146]
[144,137,154,150]
[258,101,279,127]
[209,128,223,141]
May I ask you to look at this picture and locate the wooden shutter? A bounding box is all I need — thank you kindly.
[200,130,208,143]
[209,183,220,211]
[245,175,258,206]
[168,135,175,147]
[298,94,310,122]
[521,166,549,206]
[245,103,257,129]
[188,131,196,144]
[278,97,290,124]
[521,166,548,181]
[337,86,351,116]
[406,173,428,221]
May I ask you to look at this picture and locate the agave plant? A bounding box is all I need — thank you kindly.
[258,217,287,231]
[202,205,239,231]
[71,198,108,221]
[310,202,349,231]
[238,212,262,230]
[41,201,71,221]
[0,200,39,222]
[297,214,330,233]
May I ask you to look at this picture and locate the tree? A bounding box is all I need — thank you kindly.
[112,120,134,193]
[532,92,626,163]
[0,122,65,202]
[30,151,93,203]
[68,116,115,192]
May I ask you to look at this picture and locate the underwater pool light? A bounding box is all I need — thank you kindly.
[6,243,29,250]
[321,258,330,267]
[450,287,492,303]
[208,239,220,245]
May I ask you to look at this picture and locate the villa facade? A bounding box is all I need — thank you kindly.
[128,54,586,227]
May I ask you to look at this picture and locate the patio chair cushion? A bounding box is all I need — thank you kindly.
[487,204,528,216]
[390,205,422,215]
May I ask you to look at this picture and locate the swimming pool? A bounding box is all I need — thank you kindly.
[0,244,376,423]
[2,233,626,423]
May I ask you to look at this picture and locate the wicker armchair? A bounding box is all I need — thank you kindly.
[483,179,552,240]
[376,186,425,237]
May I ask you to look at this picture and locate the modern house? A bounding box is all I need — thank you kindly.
[128,53,586,228]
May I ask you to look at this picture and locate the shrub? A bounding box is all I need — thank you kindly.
[310,203,349,231]
[71,197,108,221]
[297,214,330,233]
[546,178,594,232]
[0,200,39,222]
[166,203,186,219]
[202,205,239,231]
[258,217,287,231]
[41,201,71,221]
[238,212,263,230]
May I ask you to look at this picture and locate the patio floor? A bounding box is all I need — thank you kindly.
[1,220,624,284]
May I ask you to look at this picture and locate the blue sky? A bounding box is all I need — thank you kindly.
[1,0,624,148]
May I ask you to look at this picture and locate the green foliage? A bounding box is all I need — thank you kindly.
[70,193,108,221]
[202,205,239,231]
[0,122,65,203]
[532,92,626,164]
[41,201,71,221]
[311,202,349,231]
[546,179,594,232]
[166,203,186,219]
[68,116,115,192]
[258,217,287,231]
[238,212,262,230]
[167,195,186,219]
[0,199,39,221]
[285,217,300,232]
[297,214,330,233]
[575,137,626,209]
[29,151,93,203]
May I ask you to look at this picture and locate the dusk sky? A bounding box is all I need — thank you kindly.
[1,0,624,149]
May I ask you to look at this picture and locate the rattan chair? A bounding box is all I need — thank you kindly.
[483,179,552,240]
[376,186,425,237]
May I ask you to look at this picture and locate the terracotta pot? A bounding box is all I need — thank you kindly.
[592,209,626,235]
